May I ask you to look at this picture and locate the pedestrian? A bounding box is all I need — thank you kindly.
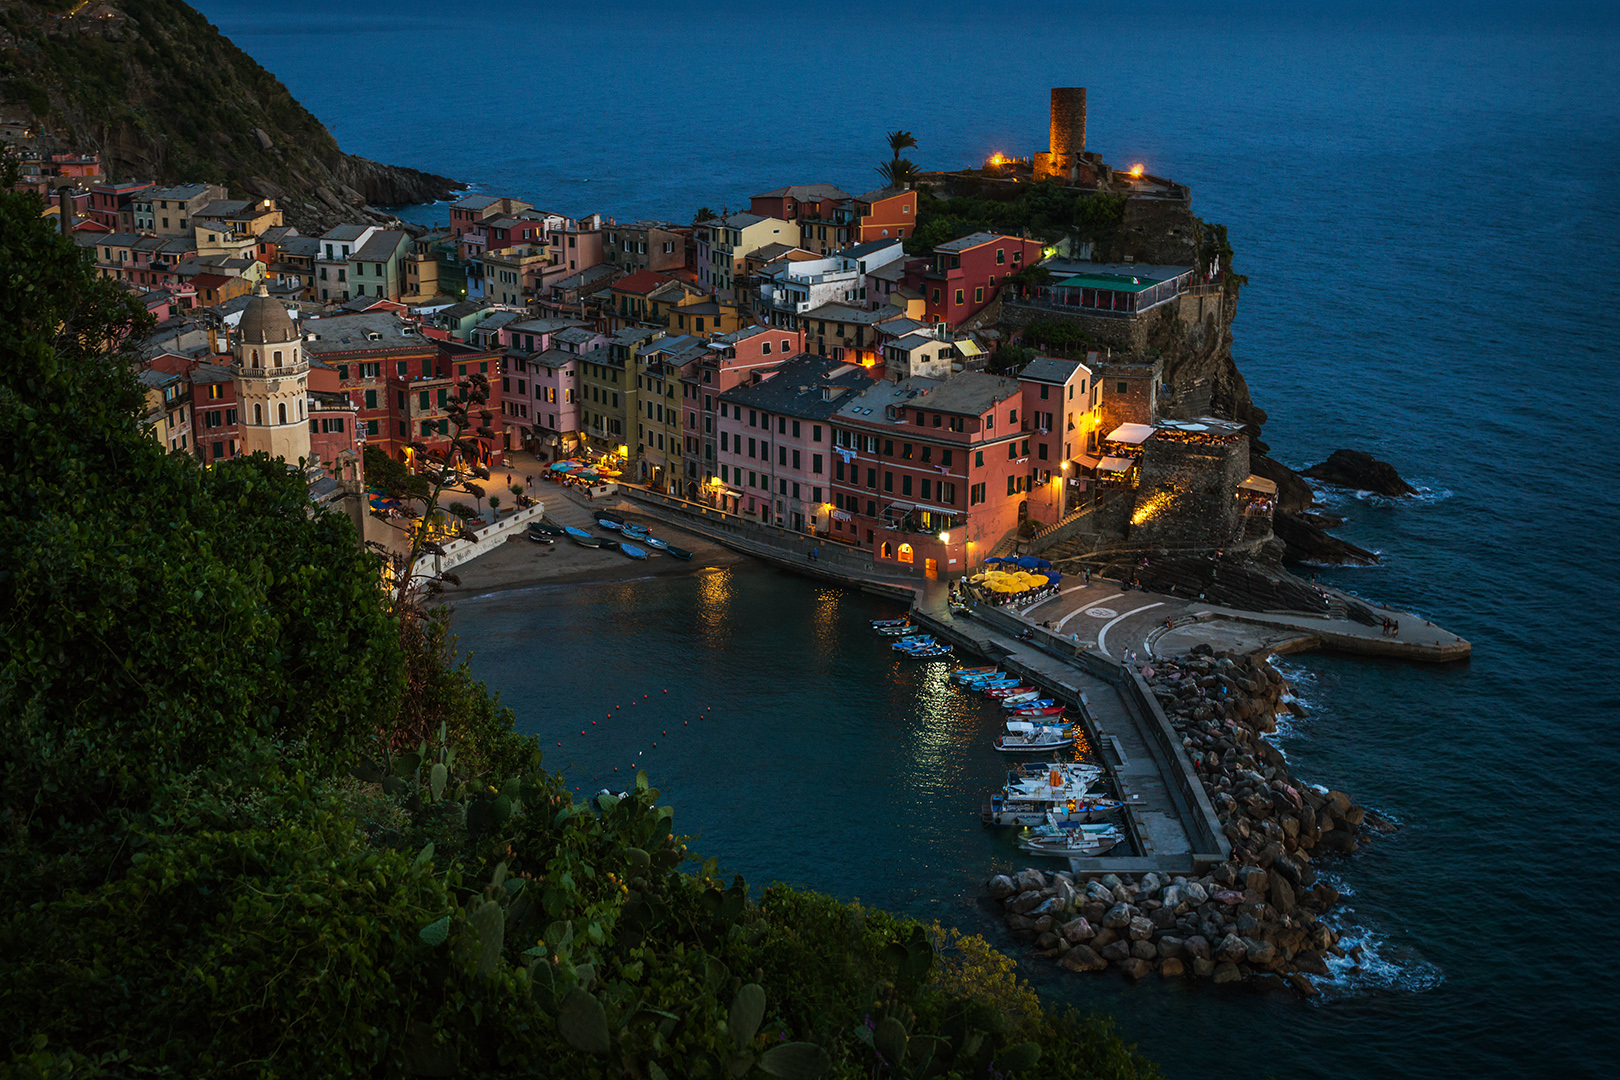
[526,474,533,486]
[1391,620,1399,637]
[1083,568,1090,585]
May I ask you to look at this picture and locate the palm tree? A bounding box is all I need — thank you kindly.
[877,158,920,189]
[693,206,719,224]
[886,130,918,159]
[881,130,920,191]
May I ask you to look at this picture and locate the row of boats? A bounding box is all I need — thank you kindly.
[871,620,956,660]
[874,615,1130,859]
[527,514,693,562]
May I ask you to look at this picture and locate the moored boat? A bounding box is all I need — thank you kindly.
[994,721,1076,753]
[1010,705,1065,718]
[1018,823,1124,857]
[981,794,1122,827]
[876,624,919,636]
[950,665,998,678]
[901,645,953,659]
[872,617,911,628]
[1002,697,1055,710]
[984,684,1036,698]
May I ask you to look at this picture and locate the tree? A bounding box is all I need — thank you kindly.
[877,157,920,189]
[488,493,501,519]
[693,205,718,224]
[885,129,918,159]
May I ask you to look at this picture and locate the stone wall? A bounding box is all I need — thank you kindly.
[1002,299,1150,355]
[1128,436,1249,548]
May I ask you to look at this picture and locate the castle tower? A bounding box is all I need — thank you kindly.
[234,285,311,464]
[1050,87,1087,159]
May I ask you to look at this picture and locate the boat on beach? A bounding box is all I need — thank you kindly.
[644,536,670,551]
[619,543,649,560]
[530,520,566,537]
[595,535,622,550]
[594,516,623,531]
[664,544,693,561]
[620,523,650,541]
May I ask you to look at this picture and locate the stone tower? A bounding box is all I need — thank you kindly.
[1035,87,1090,183]
[234,285,311,464]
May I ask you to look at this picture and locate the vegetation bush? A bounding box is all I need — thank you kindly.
[908,184,1127,255]
[0,182,1157,1079]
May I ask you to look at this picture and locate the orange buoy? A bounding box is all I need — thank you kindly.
[581,730,586,735]
[593,721,597,725]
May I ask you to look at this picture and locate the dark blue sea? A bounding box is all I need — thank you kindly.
[195,2,1620,1074]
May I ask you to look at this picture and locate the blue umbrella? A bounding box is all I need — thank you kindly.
[1016,556,1040,569]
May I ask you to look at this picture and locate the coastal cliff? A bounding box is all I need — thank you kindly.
[0,0,461,231]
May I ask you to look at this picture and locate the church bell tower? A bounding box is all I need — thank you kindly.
[233,285,311,464]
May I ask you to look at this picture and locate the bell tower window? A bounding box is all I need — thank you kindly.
[278,403,287,425]
[253,403,263,425]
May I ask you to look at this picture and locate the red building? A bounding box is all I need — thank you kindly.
[448,194,533,239]
[909,232,1044,326]
[827,372,1065,576]
[851,187,917,243]
[87,181,153,232]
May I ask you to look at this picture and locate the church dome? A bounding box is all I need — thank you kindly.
[239,284,297,345]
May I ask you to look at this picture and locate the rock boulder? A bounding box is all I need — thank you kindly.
[1301,449,1417,497]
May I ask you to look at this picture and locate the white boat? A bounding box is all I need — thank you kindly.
[951,665,998,679]
[982,794,1123,826]
[1019,823,1124,857]
[872,617,911,628]
[902,645,953,660]
[996,690,1042,706]
[876,624,919,636]
[994,721,1075,753]
[1001,696,1054,710]
[645,536,671,551]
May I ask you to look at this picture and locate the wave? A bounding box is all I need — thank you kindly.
[1313,904,1446,1000]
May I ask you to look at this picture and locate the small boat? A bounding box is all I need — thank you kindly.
[619,543,649,560]
[1019,823,1124,857]
[950,666,998,678]
[1011,708,1065,720]
[957,672,1008,686]
[620,523,650,541]
[893,634,934,645]
[1003,698,1056,711]
[571,534,602,548]
[984,685,1036,698]
[526,531,555,545]
[664,544,693,561]
[902,645,953,660]
[873,618,912,628]
[876,624,918,636]
[892,641,938,653]
[595,535,622,550]
[530,521,566,537]
[997,691,1044,706]
[645,537,670,551]
[995,722,1076,753]
[595,516,623,531]
[982,794,1122,827]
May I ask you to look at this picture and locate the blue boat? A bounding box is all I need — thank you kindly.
[1002,698,1056,710]
[620,543,649,560]
[664,544,693,561]
[621,523,650,541]
[645,536,670,551]
[595,516,623,531]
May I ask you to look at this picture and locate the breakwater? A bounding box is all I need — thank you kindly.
[987,647,1383,995]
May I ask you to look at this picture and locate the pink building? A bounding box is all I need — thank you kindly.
[713,352,877,531]
[683,326,805,493]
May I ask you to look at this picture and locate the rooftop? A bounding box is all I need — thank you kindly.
[837,371,1022,423]
[1018,356,1085,384]
[935,231,1012,254]
[350,231,409,262]
[613,269,674,295]
[451,193,506,211]
[720,353,876,418]
[304,313,428,353]
[1042,259,1194,286]
[853,186,910,204]
[754,183,852,202]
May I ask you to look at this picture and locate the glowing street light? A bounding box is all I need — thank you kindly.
[1129,164,1145,178]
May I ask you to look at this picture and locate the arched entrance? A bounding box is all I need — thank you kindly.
[880,541,894,559]
[1017,499,1029,523]
[897,543,914,564]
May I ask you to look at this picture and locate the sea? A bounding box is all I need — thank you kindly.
[194,2,1620,1075]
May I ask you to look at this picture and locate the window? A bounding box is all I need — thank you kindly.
[1008,443,1017,460]
[812,424,822,442]
[921,478,931,500]
[901,475,912,496]
[1118,381,1129,394]
[361,362,380,379]
[974,450,984,468]
[883,471,893,493]
[338,364,349,380]
[949,416,964,433]
[902,443,913,460]
[364,389,377,409]
[970,483,985,506]
[748,437,756,458]
[812,453,822,474]
[1040,384,1050,400]
[940,482,956,504]
[883,439,893,457]
[762,342,771,355]
[780,446,788,466]
[867,468,877,489]
[897,543,913,564]
[399,361,409,377]
[367,419,378,436]
[277,403,287,425]
[1038,443,1049,460]
[975,286,984,303]
[954,289,964,306]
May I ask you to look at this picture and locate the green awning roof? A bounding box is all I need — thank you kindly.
[1053,273,1157,293]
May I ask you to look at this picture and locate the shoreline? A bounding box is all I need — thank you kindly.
[438,501,751,596]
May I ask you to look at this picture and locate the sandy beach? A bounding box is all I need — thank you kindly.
[441,492,749,594]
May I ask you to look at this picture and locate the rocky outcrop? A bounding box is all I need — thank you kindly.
[1249,453,1316,515]
[1271,512,1379,567]
[1302,450,1417,497]
[991,650,1388,996]
[3,0,462,234]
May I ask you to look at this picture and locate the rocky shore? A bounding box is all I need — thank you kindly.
[987,647,1394,995]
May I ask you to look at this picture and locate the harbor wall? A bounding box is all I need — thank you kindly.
[410,500,547,581]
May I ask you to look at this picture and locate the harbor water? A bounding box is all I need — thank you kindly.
[197,1,1620,1074]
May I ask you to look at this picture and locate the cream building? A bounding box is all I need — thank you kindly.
[234,286,311,463]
